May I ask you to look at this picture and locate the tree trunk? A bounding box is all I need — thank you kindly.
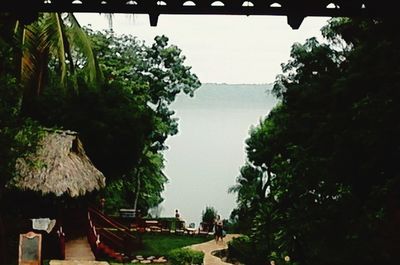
[133,174,141,214]
[0,215,5,265]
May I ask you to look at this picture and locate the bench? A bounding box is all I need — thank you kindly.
[145,220,162,232]
[119,209,135,218]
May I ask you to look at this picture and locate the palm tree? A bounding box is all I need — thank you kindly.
[15,13,102,111]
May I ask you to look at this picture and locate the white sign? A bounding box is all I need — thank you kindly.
[31,218,56,233]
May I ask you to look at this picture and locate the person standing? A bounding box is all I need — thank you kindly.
[214,215,223,243]
[175,209,185,232]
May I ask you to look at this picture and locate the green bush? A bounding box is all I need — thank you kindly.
[228,235,266,264]
[228,235,252,261]
[168,248,204,265]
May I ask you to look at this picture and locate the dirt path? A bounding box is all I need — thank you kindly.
[189,234,241,265]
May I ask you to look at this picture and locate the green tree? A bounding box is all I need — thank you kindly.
[202,206,217,225]
[0,15,44,262]
[83,30,200,214]
[231,18,400,265]
[0,14,106,263]
[27,29,200,215]
[229,162,268,232]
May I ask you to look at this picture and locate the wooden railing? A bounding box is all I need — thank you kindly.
[87,207,139,260]
[56,225,66,260]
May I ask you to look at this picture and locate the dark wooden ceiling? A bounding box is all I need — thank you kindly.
[1,0,394,29]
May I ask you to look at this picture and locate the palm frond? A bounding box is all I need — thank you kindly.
[21,26,40,91]
[18,12,103,102]
[38,13,68,87]
[21,13,69,94]
[228,185,241,194]
[53,13,68,86]
[66,13,103,86]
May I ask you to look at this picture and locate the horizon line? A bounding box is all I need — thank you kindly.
[201,82,274,86]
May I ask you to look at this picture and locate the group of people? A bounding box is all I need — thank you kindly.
[174,209,225,243]
[214,214,224,243]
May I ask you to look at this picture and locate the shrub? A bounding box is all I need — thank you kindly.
[168,248,204,265]
[222,218,240,233]
[228,235,252,261]
[228,235,266,264]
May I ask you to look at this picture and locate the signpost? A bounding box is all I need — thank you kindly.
[19,232,42,265]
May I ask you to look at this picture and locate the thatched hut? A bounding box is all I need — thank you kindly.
[12,129,105,197]
[4,130,106,260]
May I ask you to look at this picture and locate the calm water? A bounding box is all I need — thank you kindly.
[158,83,278,225]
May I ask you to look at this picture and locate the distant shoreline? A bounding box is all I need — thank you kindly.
[202,82,273,86]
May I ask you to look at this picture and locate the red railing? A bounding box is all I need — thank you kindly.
[55,225,65,259]
[87,207,139,260]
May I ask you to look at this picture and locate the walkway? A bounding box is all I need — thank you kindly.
[50,237,109,265]
[190,234,241,265]
[50,261,109,265]
[51,234,238,265]
[65,237,95,261]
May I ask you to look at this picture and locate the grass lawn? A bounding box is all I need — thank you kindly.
[134,233,211,257]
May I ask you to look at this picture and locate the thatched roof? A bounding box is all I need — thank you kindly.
[12,130,106,197]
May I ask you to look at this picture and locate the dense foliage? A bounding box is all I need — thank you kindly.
[0,14,45,264]
[1,13,199,263]
[231,18,400,265]
[26,27,200,214]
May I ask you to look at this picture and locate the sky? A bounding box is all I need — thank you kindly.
[75,13,329,84]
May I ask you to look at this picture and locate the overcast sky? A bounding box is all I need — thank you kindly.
[75,13,329,84]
